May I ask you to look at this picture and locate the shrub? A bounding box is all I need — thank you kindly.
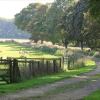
[55,49,64,56]
[93,51,100,58]
[64,48,87,70]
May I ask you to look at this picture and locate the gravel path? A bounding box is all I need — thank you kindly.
[0,58,100,100]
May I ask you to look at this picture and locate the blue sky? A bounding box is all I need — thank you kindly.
[0,0,54,19]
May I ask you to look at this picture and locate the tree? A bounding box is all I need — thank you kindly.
[15,0,99,49]
[83,0,100,49]
[84,12,100,49]
[15,3,48,42]
[15,0,75,47]
[45,0,75,47]
[89,0,100,22]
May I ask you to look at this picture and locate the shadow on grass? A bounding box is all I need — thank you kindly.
[0,42,56,57]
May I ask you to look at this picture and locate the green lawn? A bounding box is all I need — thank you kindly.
[0,60,95,94]
[84,90,100,100]
[0,42,58,58]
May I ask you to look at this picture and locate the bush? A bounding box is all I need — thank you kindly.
[38,46,57,54]
[64,48,87,70]
[93,51,100,58]
[89,51,96,56]
[55,49,64,56]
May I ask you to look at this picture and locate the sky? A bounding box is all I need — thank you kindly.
[0,0,54,19]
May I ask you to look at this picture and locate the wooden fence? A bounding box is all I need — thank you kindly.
[0,57,62,84]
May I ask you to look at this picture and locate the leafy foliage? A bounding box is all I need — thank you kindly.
[15,0,100,49]
[89,0,100,21]
[15,3,49,42]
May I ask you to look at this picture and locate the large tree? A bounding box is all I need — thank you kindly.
[15,3,49,42]
[45,0,75,47]
[15,0,75,46]
[84,0,100,49]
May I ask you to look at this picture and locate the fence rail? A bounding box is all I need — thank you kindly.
[0,57,62,84]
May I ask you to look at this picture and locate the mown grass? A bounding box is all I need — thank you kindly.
[84,90,100,100]
[0,42,58,58]
[0,60,95,95]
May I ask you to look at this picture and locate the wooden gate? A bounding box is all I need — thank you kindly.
[0,58,10,84]
[0,58,20,84]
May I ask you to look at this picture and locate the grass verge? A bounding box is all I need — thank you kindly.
[47,80,90,95]
[0,60,95,95]
[84,90,100,100]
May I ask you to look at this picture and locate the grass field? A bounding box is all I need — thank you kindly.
[0,42,58,58]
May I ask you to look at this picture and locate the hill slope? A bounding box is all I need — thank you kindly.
[0,18,31,39]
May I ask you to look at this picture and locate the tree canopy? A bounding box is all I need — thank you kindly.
[15,0,100,49]
[89,0,100,21]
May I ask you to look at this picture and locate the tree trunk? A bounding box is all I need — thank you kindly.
[80,40,84,51]
[64,39,69,48]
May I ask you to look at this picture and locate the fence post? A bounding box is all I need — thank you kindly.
[29,61,32,77]
[37,61,40,74]
[68,56,70,70]
[46,60,49,73]
[9,59,13,83]
[0,57,2,63]
[13,59,21,83]
[53,60,57,72]
[41,59,44,74]
[62,57,64,69]
[59,58,62,70]
[32,61,36,76]
[9,59,21,83]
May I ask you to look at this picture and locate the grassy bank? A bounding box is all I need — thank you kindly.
[0,60,95,95]
[84,90,100,100]
[84,74,100,100]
